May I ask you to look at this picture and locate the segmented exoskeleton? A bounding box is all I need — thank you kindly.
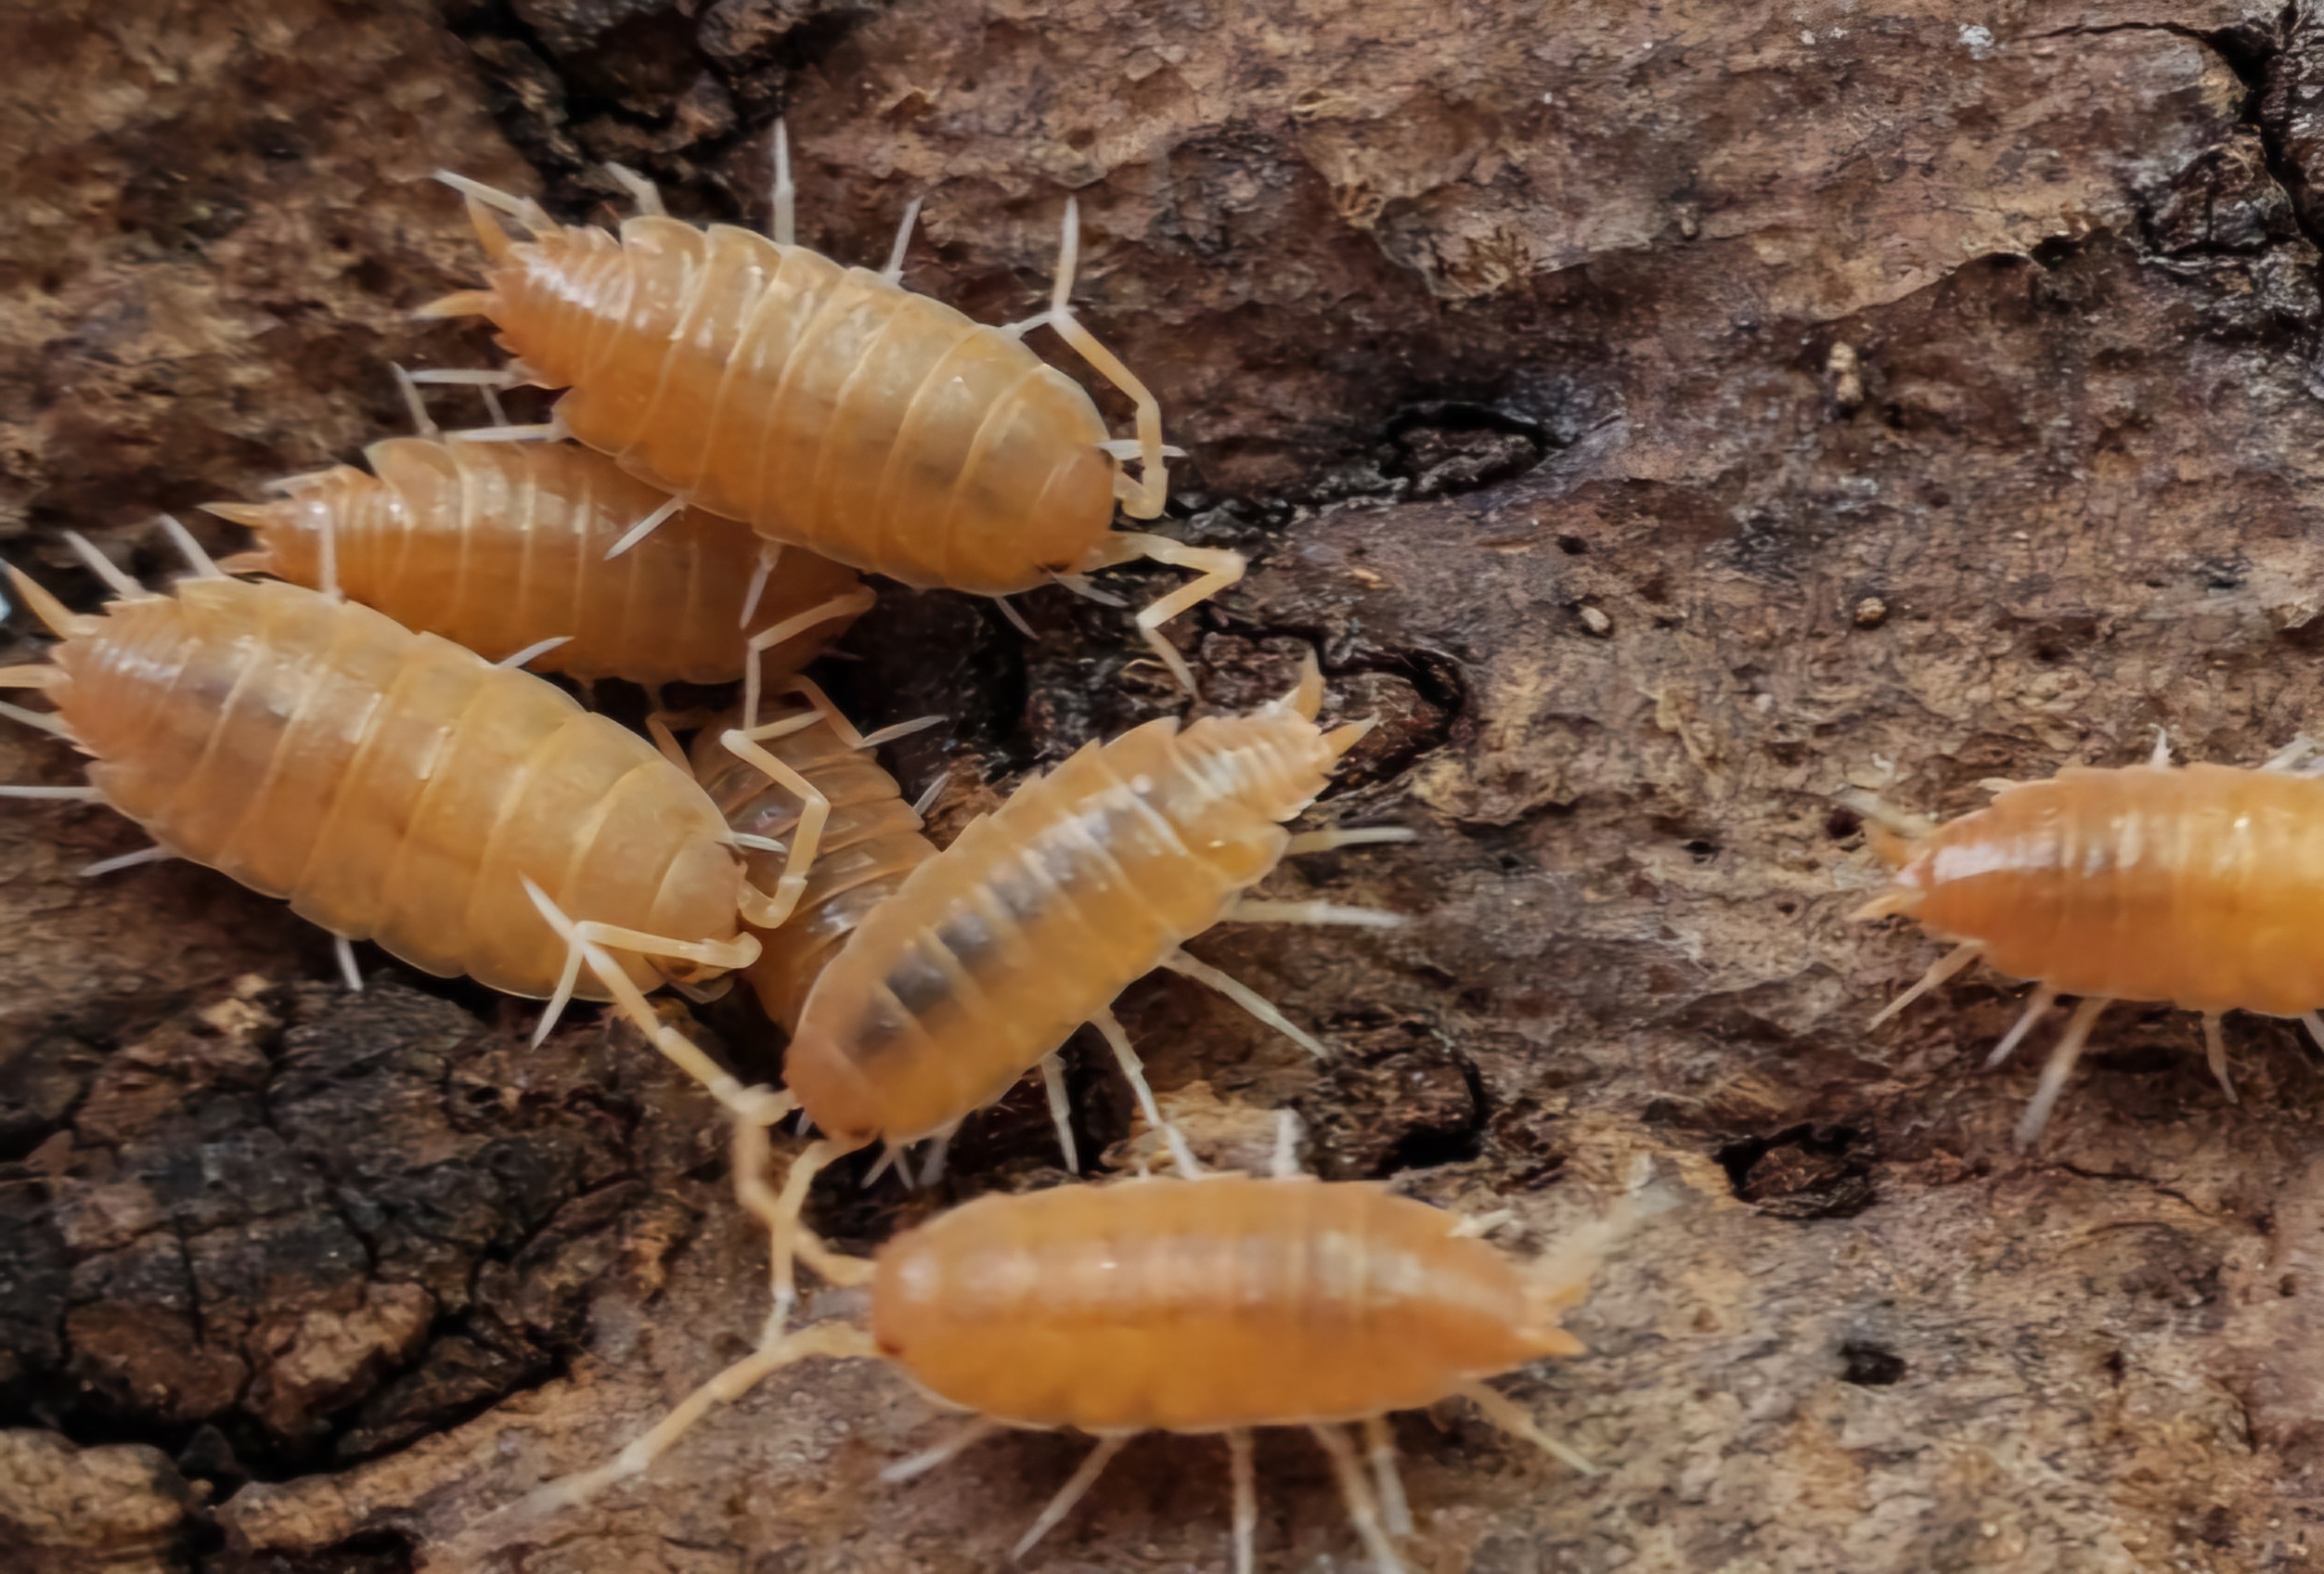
[414,139,1241,688]
[0,530,837,1125]
[491,1116,1629,1574]
[1857,732,2324,1144]
[208,434,869,686]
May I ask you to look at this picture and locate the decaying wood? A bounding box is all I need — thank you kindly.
[7,2,2324,1571]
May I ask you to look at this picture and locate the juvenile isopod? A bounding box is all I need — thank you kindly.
[414,141,1242,688]
[206,423,871,688]
[1854,732,2324,1144]
[0,528,836,1123]
[491,1116,1627,1574]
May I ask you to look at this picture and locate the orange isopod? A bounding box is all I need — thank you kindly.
[0,532,827,1121]
[500,1127,1621,1574]
[685,682,938,1031]
[413,141,1242,687]
[1855,734,2324,1145]
[547,652,1414,1318]
[204,432,871,687]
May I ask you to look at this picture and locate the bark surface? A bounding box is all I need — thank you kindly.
[5,3,2324,1571]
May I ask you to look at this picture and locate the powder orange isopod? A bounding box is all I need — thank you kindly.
[412,141,1243,688]
[0,526,839,1123]
[487,1116,1631,1574]
[205,427,871,689]
[1854,732,2324,1144]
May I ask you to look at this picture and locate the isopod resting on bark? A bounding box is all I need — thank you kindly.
[0,529,834,1122]
[487,1116,1631,1574]
[413,138,1242,689]
[1853,731,2324,1146]
[205,430,871,688]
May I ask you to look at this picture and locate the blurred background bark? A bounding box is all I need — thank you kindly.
[6,2,2324,1570]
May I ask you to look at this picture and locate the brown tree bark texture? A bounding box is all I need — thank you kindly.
[5,1,2324,1570]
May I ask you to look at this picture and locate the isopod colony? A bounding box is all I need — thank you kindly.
[4,123,2305,1571]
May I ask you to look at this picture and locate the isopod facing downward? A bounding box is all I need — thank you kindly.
[1855,732,2324,1145]
[206,435,869,687]
[482,1118,1639,1574]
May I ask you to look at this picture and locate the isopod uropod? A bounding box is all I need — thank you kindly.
[416,139,1243,688]
[499,1118,1623,1574]
[1855,732,2324,1144]
[0,533,831,1121]
[207,431,871,687]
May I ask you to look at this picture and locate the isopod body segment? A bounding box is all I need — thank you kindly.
[1857,743,2324,1143]
[206,436,870,687]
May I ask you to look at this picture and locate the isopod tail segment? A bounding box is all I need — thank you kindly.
[481,1113,1643,1574]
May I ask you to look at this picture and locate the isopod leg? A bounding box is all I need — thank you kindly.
[1038,1051,1081,1171]
[2014,995,2111,1149]
[769,121,794,247]
[785,675,944,751]
[1160,947,1329,1058]
[1089,1007,1203,1177]
[1362,1416,1414,1538]
[742,587,879,732]
[1004,198,1170,519]
[1078,531,1247,693]
[1455,1382,1599,1477]
[1225,1428,1258,1574]
[1869,940,1981,1028]
[1222,897,1404,930]
[916,1122,958,1187]
[603,495,683,559]
[0,665,55,688]
[2149,726,2173,768]
[881,196,923,283]
[718,730,832,927]
[2263,734,2324,772]
[79,845,170,878]
[1310,1423,1408,1574]
[1985,982,2060,1068]
[498,1318,878,1525]
[0,699,74,741]
[495,635,573,670]
[1285,827,1418,855]
[333,935,364,993]
[2305,1012,2324,1054]
[882,1417,1002,1484]
[517,878,769,1118]
[60,531,146,600]
[1011,1435,1130,1559]
[742,543,781,627]
[733,1121,872,1335]
[603,161,665,216]
[1271,1108,1302,1179]
[747,1135,878,1337]
[2201,1012,2239,1104]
